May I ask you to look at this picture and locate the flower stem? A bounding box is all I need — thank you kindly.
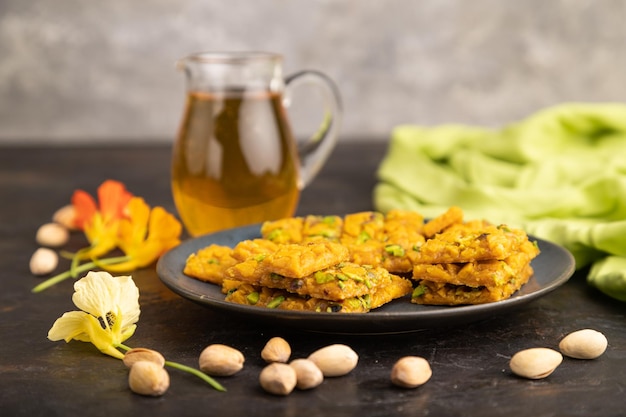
[116,343,226,392]
[31,256,130,293]
[164,360,227,392]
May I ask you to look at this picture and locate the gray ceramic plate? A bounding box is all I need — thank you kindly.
[156,224,575,334]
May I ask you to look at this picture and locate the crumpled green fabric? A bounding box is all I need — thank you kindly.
[374,103,626,302]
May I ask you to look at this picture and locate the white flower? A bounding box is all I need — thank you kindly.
[48,271,140,359]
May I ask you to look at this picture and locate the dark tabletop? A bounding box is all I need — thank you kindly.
[0,142,624,417]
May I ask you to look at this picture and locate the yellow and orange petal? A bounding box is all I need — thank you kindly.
[71,180,133,231]
[104,198,182,272]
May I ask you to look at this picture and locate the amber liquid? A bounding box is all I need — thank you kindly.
[171,90,301,236]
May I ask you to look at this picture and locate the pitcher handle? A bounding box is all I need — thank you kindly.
[284,70,342,188]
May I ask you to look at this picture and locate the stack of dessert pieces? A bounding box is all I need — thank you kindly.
[183,207,540,311]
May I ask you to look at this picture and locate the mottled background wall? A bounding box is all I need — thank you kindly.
[1,0,626,145]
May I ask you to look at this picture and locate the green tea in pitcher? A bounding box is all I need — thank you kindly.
[171,90,301,236]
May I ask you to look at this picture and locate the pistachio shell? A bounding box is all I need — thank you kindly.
[128,361,170,396]
[259,363,297,396]
[390,356,432,388]
[307,344,358,377]
[52,205,78,230]
[261,337,291,363]
[199,344,245,376]
[289,359,324,390]
[36,223,69,247]
[510,348,563,379]
[29,248,59,275]
[123,348,166,368]
[559,329,608,359]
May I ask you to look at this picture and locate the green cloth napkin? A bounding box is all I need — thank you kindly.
[374,103,626,302]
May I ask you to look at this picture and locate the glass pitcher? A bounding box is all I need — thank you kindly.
[172,51,342,236]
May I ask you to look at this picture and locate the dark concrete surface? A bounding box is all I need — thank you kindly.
[0,142,624,417]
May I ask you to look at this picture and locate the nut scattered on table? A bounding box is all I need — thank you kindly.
[128,360,170,397]
[29,247,59,275]
[259,362,297,396]
[123,348,166,368]
[261,337,291,363]
[559,329,608,359]
[52,204,78,230]
[199,344,245,376]
[307,344,358,377]
[509,347,563,379]
[390,356,432,388]
[36,222,69,247]
[289,358,324,390]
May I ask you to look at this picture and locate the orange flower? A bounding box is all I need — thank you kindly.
[71,180,133,259]
[103,197,182,272]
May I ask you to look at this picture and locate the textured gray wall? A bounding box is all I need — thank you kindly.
[1,0,626,145]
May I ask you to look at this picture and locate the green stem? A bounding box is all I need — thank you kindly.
[70,246,96,278]
[31,255,130,293]
[116,343,226,392]
[164,360,227,392]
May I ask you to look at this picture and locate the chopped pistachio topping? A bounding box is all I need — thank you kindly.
[266,229,284,241]
[358,294,371,309]
[314,271,336,284]
[412,285,427,298]
[342,269,364,282]
[270,272,284,281]
[322,216,337,225]
[336,273,349,281]
[253,253,267,262]
[384,244,405,257]
[267,296,285,308]
[356,231,371,244]
[246,291,260,304]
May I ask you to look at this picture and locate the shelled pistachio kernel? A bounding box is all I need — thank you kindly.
[123,348,166,368]
[259,363,297,396]
[36,222,69,247]
[307,344,358,377]
[559,329,608,359]
[509,348,563,379]
[128,360,170,397]
[199,344,245,376]
[29,247,59,275]
[390,356,432,388]
[261,337,291,363]
[289,359,323,390]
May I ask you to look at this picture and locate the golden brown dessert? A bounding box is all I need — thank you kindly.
[222,275,412,313]
[183,244,238,285]
[422,205,463,238]
[302,215,343,242]
[410,220,539,305]
[260,217,304,244]
[227,261,406,301]
[411,264,534,305]
[184,207,540,309]
[411,241,539,288]
[250,241,350,278]
[231,238,279,261]
[409,222,533,264]
[381,209,426,273]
